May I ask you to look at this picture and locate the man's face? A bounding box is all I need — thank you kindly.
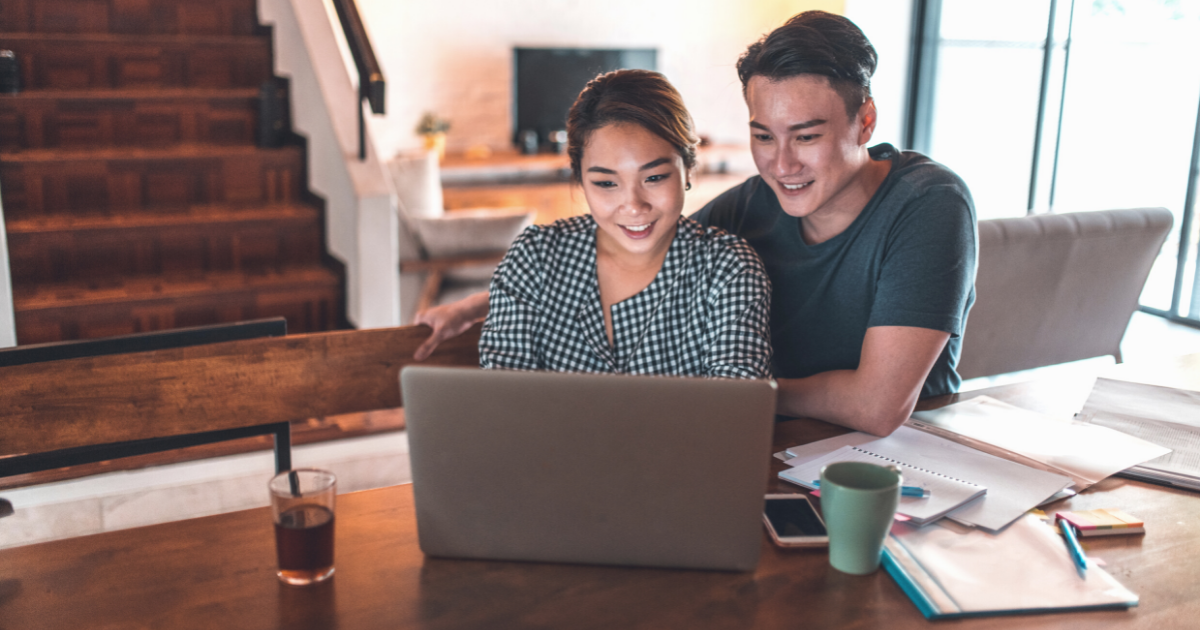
[746,74,874,220]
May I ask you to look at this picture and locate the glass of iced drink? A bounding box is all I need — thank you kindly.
[269,469,337,585]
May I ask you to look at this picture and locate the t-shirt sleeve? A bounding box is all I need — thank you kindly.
[703,239,774,379]
[479,226,546,370]
[868,186,976,336]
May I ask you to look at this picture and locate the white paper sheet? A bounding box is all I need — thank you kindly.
[781,426,1072,532]
[1079,377,1200,479]
[909,396,1170,489]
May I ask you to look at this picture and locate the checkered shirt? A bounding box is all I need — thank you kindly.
[480,214,773,378]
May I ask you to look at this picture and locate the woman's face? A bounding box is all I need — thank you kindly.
[580,123,687,261]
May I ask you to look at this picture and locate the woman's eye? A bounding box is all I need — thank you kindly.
[646,173,670,183]
[589,180,616,189]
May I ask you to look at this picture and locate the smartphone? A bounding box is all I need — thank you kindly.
[763,494,829,547]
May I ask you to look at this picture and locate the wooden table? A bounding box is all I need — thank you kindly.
[2,377,1198,629]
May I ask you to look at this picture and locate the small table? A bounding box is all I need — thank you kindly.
[1,377,1197,629]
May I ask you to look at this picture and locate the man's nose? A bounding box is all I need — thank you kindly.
[773,146,801,177]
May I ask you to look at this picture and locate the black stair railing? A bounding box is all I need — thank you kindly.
[331,0,386,160]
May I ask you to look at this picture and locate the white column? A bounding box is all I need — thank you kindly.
[0,185,16,347]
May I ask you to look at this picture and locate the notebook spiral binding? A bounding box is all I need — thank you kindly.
[849,446,983,488]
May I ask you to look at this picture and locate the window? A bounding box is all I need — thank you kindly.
[908,0,1200,323]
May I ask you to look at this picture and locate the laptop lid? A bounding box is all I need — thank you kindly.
[401,366,777,571]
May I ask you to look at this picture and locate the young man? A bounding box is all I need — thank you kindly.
[415,11,976,437]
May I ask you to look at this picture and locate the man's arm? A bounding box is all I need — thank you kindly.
[413,291,489,360]
[775,326,949,436]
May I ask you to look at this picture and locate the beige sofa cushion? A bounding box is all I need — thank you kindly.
[958,207,1173,380]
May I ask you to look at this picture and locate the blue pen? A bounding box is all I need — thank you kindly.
[809,480,931,498]
[1056,516,1089,578]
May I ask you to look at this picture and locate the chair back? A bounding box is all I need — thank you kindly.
[958,207,1172,380]
[0,324,480,467]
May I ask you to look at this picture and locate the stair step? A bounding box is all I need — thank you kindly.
[0,145,306,218]
[2,0,259,37]
[13,268,342,344]
[7,205,324,284]
[2,32,271,90]
[0,88,263,150]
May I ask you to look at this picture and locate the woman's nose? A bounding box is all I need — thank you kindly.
[621,188,651,214]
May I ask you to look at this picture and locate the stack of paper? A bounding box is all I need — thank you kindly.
[1078,378,1200,490]
[779,445,987,525]
[883,514,1138,619]
[909,395,1171,490]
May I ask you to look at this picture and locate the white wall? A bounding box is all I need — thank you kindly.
[355,0,845,158]
[0,188,15,347]
[260,0,404,329]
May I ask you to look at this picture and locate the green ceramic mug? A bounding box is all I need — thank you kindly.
[819,461,902,575]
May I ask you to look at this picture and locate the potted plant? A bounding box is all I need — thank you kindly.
[415,111,451,160]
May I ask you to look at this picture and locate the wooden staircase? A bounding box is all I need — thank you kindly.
[0,0,345,344]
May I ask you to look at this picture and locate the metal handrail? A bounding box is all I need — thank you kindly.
[330,0,385,160]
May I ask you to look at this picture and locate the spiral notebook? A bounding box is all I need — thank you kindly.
[778,426,1074,531]
[779,445,987,525]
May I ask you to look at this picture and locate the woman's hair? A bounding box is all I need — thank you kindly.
[566,69,699,183]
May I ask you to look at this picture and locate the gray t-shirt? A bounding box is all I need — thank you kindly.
[691,143,976,397]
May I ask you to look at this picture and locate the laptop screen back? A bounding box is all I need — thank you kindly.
[401,367,777,571]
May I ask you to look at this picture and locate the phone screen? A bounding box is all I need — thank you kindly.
[764,497,827,537]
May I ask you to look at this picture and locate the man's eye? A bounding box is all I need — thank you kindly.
[752,133,773,142]
[797,134,819,142]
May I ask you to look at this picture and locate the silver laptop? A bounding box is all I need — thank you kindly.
[401,366,777,571]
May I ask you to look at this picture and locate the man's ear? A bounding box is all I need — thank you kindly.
[857,98,878,146]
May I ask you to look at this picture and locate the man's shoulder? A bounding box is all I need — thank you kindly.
[879,144,973,202]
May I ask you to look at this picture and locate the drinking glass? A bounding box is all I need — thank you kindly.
[269,469,337,585]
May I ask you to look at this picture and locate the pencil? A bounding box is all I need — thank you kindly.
[809,480,931,498]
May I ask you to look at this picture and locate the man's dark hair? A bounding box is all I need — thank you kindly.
[737,11,878,120]
[566,69,698,183]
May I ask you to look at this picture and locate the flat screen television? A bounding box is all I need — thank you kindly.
[513,47,657,152]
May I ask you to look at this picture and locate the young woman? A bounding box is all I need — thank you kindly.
[480,69,772,378]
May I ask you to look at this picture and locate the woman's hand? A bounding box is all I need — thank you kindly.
[413,292,490,360]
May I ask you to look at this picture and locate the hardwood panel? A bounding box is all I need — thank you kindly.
[0,89,260,150]
[12,268,343,343]
[2,0,259,36]
[4,34,271,89]
[0,324,481,455]
[0,146,305,218]
[6,206,324,284]
[0,409,408,491]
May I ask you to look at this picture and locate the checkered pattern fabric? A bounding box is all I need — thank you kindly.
[480,215,772,378]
